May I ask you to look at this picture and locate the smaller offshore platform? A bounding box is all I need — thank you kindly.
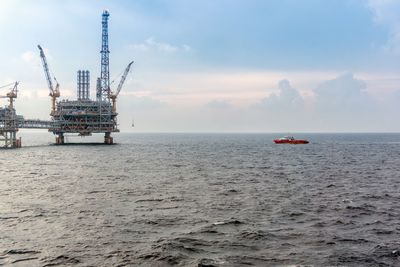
[38,10,133,145]
[0,81,53,148]
[0,82,22,148]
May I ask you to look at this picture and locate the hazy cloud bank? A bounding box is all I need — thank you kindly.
[130,37,191,53]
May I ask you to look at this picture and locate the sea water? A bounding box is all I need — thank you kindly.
[1,133,399,266]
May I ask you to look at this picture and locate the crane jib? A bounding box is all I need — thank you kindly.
[112,61,134,98]
[38,45,56,94]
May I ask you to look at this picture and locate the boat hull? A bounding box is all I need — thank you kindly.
[274,139,309,144]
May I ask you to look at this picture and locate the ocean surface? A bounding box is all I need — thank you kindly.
[1,132,400,267]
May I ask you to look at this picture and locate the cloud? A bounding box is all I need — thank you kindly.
[205,100,232,109]
[182,44,191,52]
[130,37,191,53]
[305,73,384,131]
[21,50,41,69]
[119,95,166,110]
[21,47,54,71]
[0,0,13,19]
[258,79,304,110]
[313,73,369,111]
[367,0,400,54]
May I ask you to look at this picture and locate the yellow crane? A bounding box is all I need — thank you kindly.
[38,45,60,115]
[0,82,19,109]
[109,61,134,113]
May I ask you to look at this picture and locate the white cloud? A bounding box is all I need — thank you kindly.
[313,73,369,111]
[304,73,383,131]
[114,71,400,132]
[130,43,149,51]
[120,90,152,97]
[21,51,41,69]
[10,68,400,131]
[0,0,13,20]
[258,79,304,110]
[21,47,53,70]
[182,44,191,52]
[129,37,192,53]
[205,100,232,109]
[367,0,400,54]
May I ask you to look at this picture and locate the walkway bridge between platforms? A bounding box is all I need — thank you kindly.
[19,119,53,129]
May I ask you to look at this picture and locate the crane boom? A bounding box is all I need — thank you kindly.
[37,45,60,114]
[109,61,134,113]
[38,45,55,94]
[0,82,18,109]
[114,61,133,97]
[0,82,15,90]
[8,82,18,96]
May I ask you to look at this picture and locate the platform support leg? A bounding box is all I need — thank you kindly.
[15,137,21,148]
[56,134,64,145]
[0,131,20,148]
[104,132,113,144]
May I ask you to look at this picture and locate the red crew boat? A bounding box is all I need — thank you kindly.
[273,136,309,144]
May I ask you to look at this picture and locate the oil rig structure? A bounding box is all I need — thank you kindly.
[0,82,22,148]
[0,10,133,148]
[39,9,133,145]
[0,82,53,148]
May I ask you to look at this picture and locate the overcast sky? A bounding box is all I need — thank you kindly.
[1,0,400,132]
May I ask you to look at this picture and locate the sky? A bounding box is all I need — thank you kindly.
[1,0,400,132]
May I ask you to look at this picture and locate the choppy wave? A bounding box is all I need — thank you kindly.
[1,133,400,266]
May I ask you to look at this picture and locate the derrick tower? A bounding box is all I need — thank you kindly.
[98,10,110,102]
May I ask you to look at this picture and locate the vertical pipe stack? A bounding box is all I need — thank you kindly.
[77,70,90,100]
[85,70,90,100]
[77,70,82,100]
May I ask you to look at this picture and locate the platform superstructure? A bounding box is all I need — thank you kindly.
[38,10,133,145]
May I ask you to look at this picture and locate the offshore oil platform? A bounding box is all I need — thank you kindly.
[0,10,133,148]
[0,82,23,148]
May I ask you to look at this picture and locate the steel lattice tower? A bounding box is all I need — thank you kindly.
[98,10,110,102]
